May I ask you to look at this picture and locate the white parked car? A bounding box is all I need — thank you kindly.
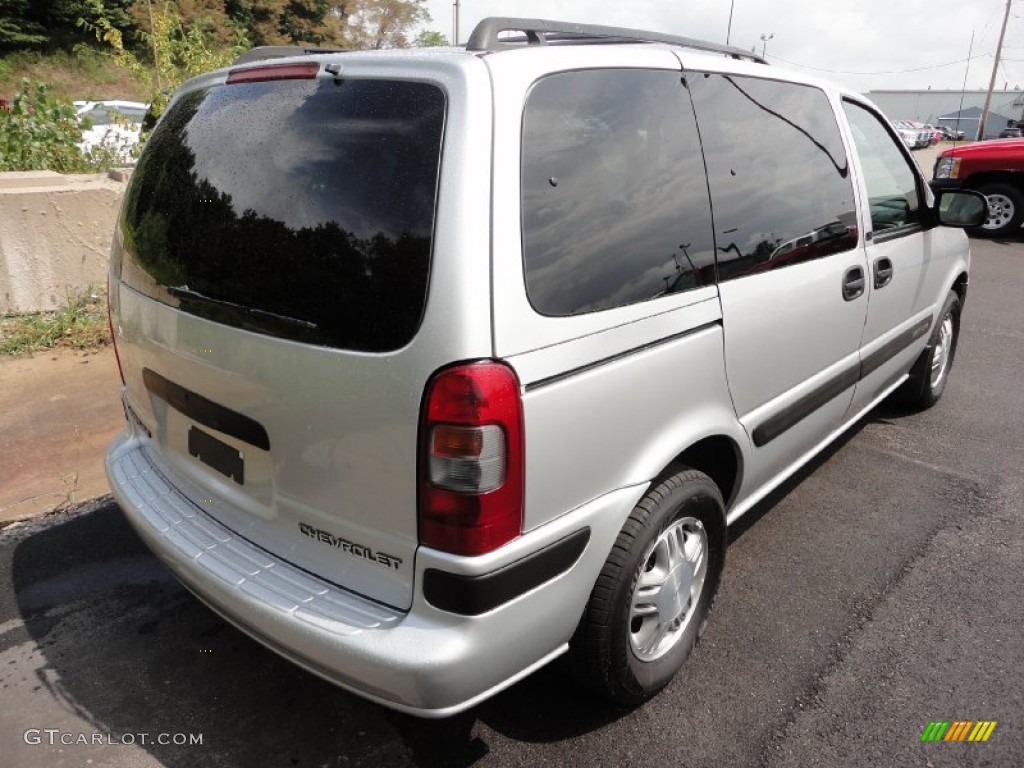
[891,119,918,149]
[75,100,148,163]
[894,119,931,149]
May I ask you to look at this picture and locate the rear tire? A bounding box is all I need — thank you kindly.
[969,183,1024,238]
[569,469,725,706]
[895,290,961,409]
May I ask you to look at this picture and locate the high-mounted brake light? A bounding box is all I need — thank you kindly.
[226,62,320,85]
[419,362,524,556]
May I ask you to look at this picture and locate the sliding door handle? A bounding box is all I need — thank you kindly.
[842,266,865,301]
[874,257,894,288]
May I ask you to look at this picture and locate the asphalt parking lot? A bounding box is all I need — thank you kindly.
[1,236,1021,768]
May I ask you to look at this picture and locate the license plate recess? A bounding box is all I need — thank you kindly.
[188,426,244,484]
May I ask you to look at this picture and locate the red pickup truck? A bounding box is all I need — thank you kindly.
[932,139,1024,237]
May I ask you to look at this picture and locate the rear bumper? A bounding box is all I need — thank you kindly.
[106,431,644,717]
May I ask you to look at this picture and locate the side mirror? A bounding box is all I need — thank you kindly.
[934,189,988,228]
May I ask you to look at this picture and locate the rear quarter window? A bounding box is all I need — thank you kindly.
[116,76,446,352]
[520,68,715,316]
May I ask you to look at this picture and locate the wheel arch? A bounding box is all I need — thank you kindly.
[964,171,1024,192]
[650,433,744,512]
[952,270,969,305]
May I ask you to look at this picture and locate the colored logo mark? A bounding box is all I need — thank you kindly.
[921,721,998,742]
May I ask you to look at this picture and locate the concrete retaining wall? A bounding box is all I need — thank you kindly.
[0,170,127,314]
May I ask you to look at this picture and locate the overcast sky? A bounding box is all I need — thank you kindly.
[421,0,1024,94]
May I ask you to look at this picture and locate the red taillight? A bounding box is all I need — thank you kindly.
[419,362,524,556]
[107,277,124,385]
[226,62,319,85]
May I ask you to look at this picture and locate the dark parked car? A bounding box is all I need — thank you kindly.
[998,126,1022,139]
[939,126,965,141]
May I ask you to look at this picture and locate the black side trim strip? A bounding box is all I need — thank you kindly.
[143,368,270,450]
[860,317,931,380]
[752,315,933,447]
[752,366,860,448]
[525,321,721,392]
[423,528,591,616]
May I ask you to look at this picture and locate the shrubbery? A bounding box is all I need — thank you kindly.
[0,78,141,172]
[0,79,89,172]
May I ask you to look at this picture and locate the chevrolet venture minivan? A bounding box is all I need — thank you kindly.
[105,18,987,717]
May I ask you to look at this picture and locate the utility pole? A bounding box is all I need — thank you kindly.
[727,0,735,45]
[760,32,774,58]
[454,0,461,46]
[979,0,1012,140]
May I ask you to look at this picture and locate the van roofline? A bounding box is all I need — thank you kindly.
[465,16,767,64]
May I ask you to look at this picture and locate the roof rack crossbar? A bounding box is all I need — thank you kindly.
[232,46,348,66]
[465,17,767,64]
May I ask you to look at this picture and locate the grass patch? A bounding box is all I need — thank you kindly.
[0,48,149,102]
[0,290,111,356]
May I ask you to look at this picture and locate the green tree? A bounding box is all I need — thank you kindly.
[27,0,135,50]
[0,0,47,51]
[279,0,334,45]
[226,0,346,46]
[131,0,239,47]
[413,29,447,47]
[222,0,430,49]
[225,0,291,46]
[79,1,248,123]
[345,0,429,49]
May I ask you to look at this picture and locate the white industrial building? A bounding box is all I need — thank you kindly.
[866,89,1024,139]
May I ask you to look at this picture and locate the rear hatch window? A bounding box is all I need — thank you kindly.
[115,74,446,352]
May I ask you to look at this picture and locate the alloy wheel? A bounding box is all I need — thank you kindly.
[628,516,708,662]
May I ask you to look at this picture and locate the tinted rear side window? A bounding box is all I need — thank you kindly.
[521,69,715,316]
[116,77,446,352]
[687,74,857,280]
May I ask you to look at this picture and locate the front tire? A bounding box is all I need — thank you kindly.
[895,290,961,409]
[569,469,726,706]
[970,183,1024,238]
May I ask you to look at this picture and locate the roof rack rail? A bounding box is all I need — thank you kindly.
[465,17,767,64]
[232,46,347,66]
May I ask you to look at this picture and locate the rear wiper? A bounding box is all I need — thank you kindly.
[168,286,319,331]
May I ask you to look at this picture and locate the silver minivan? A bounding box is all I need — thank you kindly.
[105,18,986,717]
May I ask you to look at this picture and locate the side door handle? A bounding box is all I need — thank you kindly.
[873,257,894,289]
[842,266,865,301]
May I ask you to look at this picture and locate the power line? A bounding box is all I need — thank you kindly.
[770,53,993,76]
